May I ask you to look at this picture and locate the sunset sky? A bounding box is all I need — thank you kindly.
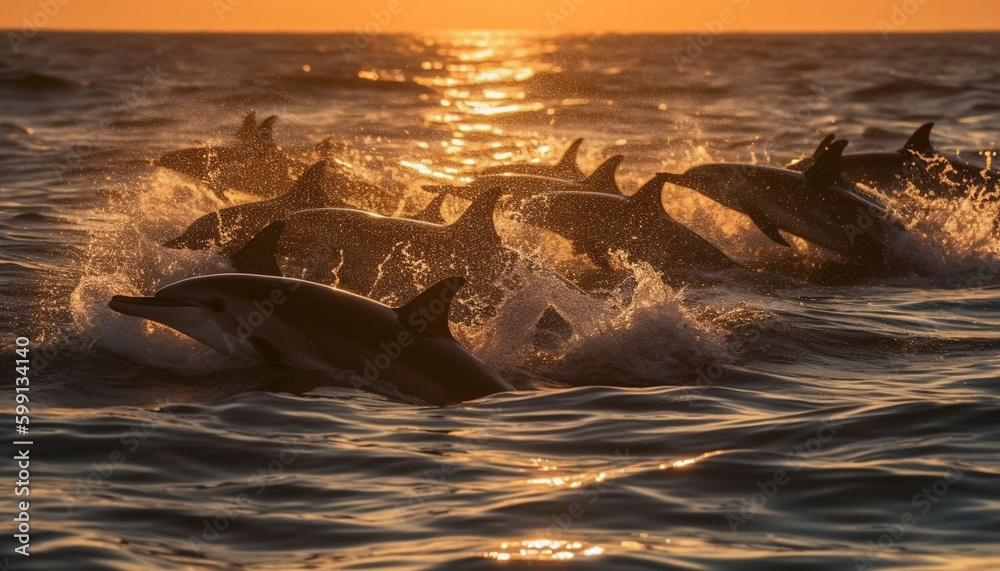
[2,0,998,33]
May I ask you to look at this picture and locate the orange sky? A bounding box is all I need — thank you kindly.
[1,0,997,33]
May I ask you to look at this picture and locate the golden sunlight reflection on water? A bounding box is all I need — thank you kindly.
[483,539,605,562]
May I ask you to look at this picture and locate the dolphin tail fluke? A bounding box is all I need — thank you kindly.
[557,138,584,175]
[448,186,504,244]
[229,221,286,276]
[235,111,258,142]
[395,277,467,339]
[413,192,448,224]
[805,139,849,186]
[811,133,836,158]
[580,155,623,194]
[903,122,934,153]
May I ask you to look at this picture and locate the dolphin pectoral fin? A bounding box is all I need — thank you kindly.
[395,277,467,339]
[229,221,286,276]
[902,122,934,154]
[248,336,285,366]
[580,155,623,194]
[744,208,791,247]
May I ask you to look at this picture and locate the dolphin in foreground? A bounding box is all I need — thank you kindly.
[787,123,999,197]
[163,160,350,255]
[155,112,300,199]
[661,140,903,268]
[477,138,586,180]
[423,155,624,201]
[518,173,741,283]
[108,274,511,405]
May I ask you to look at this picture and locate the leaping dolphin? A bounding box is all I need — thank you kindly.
[661,140,904,269]
[108,274,511,405]
[518,173,741,283]
[155,112,300,199]
[423,155,624,201]
[477,138,586,180]
[229,186,515,308]
[787,123,999,197]
[163,160,349,255]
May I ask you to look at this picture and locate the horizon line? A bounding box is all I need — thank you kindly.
[3,27,999,35]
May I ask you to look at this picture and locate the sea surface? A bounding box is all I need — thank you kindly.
[2,31,1000,570]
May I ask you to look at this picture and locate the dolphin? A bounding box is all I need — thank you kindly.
[108,274,511,405]
[661,140,903,268]
[518,173,741,283]
[163,160,350,255]
[477,138,586,180]
[155,112,299,199]
[423,155,624,201]
[229,186,515,307]
[787,123,999,197]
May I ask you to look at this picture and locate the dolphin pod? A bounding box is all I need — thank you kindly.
[109,274,511,405]
[112,113,997,404]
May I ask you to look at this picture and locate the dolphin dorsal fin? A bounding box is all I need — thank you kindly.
[902,122,934,153]
[230,221,285,276]
[289,160,331,206]
[413,192,448,224]
[557,138,584,173]
[396,277,466,339]
[448,186,503,243]
[805,139,849,186]
[579,155,623,194]
[812,133,836,158]
[256,115,278,146]
[235,111,258,142]
[626,173,668,214]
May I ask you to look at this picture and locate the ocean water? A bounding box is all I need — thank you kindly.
[2,31,1000,570]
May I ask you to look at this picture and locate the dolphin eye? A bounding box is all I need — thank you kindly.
[206,298,226,313]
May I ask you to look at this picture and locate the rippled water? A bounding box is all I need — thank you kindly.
[2,31,999,569]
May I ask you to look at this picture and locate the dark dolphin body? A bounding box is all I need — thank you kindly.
[788,123,1000,198]
[662,140,906,271]
[518,174,741,284]
[109,274,511,405]
[230,187,516,309]
[424,155,624,201]
[163,160,349,255]
[156,112,300,199]
[478,137,586,180]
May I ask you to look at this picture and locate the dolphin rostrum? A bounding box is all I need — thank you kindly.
[108,274,511,405]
